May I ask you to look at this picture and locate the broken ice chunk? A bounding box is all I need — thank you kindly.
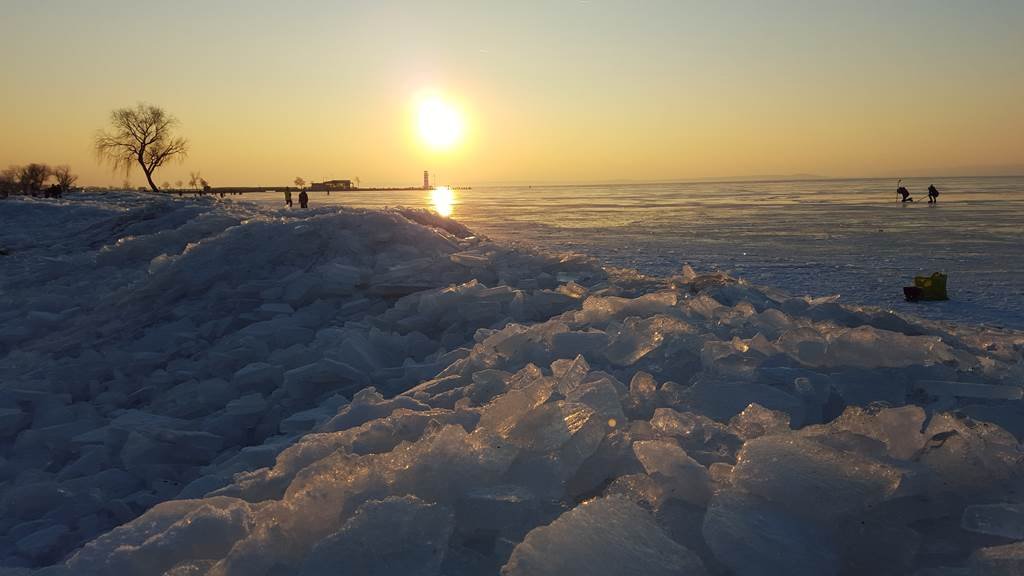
[283,358,368,399]
[505,402,595,453]
[632,440,711,506]
[728,403,791,440]
[231,362,284,395]
[502,496,706,576]
[703,490,839,576]
[732,434,903,520]
[918,412,1022,494]
[564,376,624,424]
[824,326,960,369]
[671,379,806,427]
[776,327,828,366]
[650,408,743,466]
[320,388,429,432]
[299,496,454,576]
[962,503,1024,540]
[624,370,658,420]
[574,291,678,325]
[604,315,692,367]
[606,473,667,509]
[65,497,253,575]
[552,354,590,395]
[968,541,1024,576]
[830,405,926,460]
[477,376,556,439]
[15,524,69,563]
[455,485,539,539]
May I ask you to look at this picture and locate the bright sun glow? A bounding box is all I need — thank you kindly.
[430,186,455,217]
[418,97,463,150]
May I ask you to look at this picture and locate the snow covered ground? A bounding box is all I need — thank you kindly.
[1,191,1023,575]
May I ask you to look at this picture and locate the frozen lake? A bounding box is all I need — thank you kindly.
[245,176,1024,329]
[3,188,1023,571]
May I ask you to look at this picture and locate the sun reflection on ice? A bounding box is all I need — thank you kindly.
[430,186,455,217]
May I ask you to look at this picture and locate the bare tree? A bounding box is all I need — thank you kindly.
[175,180,183,189]
[18,163,51,195]
[189,171,201,192]
[1,166,20,197]
[95,103,188,192]
[53,165,78,194]
[294,177,305,190]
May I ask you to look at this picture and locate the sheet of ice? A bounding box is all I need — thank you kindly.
[961,503,1024,540]
[502,496,706,576]
[244,176,1024,329]
[299,496,454,576]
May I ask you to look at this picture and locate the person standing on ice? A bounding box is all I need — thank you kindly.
[927,184,940,203]
[284,189,293,207]
[299,189,309,209]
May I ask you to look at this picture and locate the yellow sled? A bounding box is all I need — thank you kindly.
[904,272,948,301]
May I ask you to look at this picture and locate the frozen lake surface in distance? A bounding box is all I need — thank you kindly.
[247,176,1024,329]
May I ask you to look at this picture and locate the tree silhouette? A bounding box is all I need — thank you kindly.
[53,165,78,193]
[95,103,188,192]
[294,177,305,189]
[0,166,19,197]
[18,163,51,194]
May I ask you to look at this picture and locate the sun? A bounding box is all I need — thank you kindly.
[418,96,463,150]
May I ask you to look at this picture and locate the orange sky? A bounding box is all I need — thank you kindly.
[1,1,1022,187]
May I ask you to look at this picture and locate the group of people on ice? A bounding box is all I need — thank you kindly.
[283,189,309,209]
[896,180,940,203]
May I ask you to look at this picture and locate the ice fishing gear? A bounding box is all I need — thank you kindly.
[904,272,948,301]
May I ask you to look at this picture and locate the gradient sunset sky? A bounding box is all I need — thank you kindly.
[2,1,1022,187]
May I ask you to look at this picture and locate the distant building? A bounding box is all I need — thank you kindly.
[309,179,353,191]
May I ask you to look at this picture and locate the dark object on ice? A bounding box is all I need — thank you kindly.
[688,272,738,294]
[914,272,948,300]
[897,186,913,203]
[284,190,293,207]
[904,272,948,301]
[299,190,309,209]
[927,184,940,203]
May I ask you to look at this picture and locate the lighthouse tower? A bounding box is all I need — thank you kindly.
[423,171,430,190]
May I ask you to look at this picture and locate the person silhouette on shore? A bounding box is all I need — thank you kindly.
[897,185,913,203]
[284,190,293,207]
[299,190,309,209]
[928,184,940,203]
